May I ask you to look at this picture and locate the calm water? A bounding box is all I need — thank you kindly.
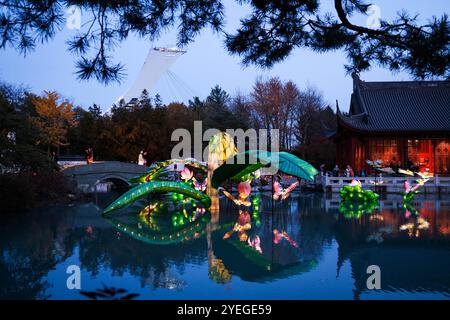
[1,192,449,300]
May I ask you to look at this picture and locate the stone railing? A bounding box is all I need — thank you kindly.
[320,175,450,193]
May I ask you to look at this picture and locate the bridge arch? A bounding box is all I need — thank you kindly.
[62,161,148,193]
[96,174,131,187]
[91,174,131,192]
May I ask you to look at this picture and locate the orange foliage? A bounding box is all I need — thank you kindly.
[30,91,75,149]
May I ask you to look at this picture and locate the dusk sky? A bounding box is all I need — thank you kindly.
[0,0,448,112]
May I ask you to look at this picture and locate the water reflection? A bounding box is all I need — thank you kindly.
[0,193,449,299]
[334,197,450,299]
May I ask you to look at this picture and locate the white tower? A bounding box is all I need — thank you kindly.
[120,47,186,104]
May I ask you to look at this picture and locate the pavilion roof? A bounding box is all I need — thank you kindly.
[337,74,450,133]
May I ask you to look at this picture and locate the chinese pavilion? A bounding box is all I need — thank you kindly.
[333,74,450,175]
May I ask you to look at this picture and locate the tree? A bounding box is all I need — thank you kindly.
[188,96,205,120]
[229,92,253,130]
[88,104,102,119]
[0,83,56,172]
[292,87,337,168]
[203,85,244,131]
[293,87,325,146]
[138,89,152,109]
[249,77,300,149]
[154,94,163,108]
[30,91,75,153]
[282,81,300,149]
[250,78,273,132]
[206,85,230,106]
[0,1,447,83]
[67,105,104,157]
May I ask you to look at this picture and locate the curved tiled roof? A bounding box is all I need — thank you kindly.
[338,78,450,133]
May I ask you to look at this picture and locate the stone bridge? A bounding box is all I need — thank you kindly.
[63,161,148,193]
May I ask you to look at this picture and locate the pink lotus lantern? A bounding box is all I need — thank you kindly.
[237,182,252,198]
[180,167,193,182]
[349,179,361,187]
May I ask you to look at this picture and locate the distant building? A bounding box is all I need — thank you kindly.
[332,74,450,175]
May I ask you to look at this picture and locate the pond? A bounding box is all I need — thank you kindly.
[1,192,449,300]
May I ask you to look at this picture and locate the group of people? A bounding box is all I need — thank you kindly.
[83,148,148,165]
[320,164,362,177]
[319,158,421,178]
[83,148,150,166]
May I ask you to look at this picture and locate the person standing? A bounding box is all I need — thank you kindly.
[396,161,402,175]
[407,159,413,171]
[319,164,326,176]
[332,165,340,177]
[138,150,145,165]
[85,147,94,164]
[51,151,58,163]
[360,168,366,177]
[345,165,354,177]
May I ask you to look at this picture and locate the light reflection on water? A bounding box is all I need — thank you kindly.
[0,192,449,300]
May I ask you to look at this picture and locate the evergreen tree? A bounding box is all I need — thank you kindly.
[154,94,163,108]
[88,104,102,119]
[188,96,204,120]
[1,1,447,83]
[139,89,152,109]
[206,85,230,106]
[204,85,244,131]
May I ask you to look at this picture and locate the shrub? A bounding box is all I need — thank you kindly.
[0,172,74,212]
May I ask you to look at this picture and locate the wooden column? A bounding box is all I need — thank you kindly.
[399,137,407,167]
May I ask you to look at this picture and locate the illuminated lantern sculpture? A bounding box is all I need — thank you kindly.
[338,179,379,218]
[402,172,433,204]
[206,132,238,214]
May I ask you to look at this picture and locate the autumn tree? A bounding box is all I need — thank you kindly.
[280,81,300,149]
[30,91,75,153]
[251,78,276,132]
[249,77,301,149]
